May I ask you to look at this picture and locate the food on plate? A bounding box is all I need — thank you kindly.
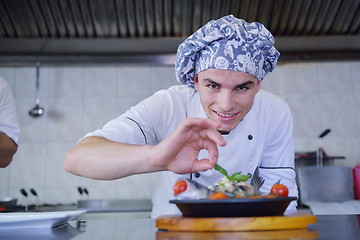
[173,180,187,195]
[209,176,256,198]
[209,192,228,199]
[173,178,212,200]
[215,164,252,182]
[173,165,290,200]
[270,181,289,197]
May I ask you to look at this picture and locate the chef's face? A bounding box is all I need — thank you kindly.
[194,69,261,132]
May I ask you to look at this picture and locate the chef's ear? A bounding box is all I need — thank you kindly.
[194,74,199,91]
[255,79,261,93]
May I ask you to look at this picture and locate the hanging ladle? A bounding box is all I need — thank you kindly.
[29,61,44,117]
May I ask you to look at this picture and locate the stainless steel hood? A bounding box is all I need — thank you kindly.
[0,0,359,64]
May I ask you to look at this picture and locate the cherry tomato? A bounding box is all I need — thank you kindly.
[270,183,289,197]
[209,192,228,199]
[173,180,187,195]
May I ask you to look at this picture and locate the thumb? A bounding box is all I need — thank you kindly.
[191,159,216,173]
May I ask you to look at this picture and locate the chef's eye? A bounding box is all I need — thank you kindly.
[208,83,219,90]
[236,83,252,91]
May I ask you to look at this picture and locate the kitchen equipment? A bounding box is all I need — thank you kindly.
[353,164,360,200]
[170,197,297,217]
[28,61,44,118]
[316,128,331,167]
[156,213,316,231]
[0,197,18,212]
[0,197,33,212]
[20,189,28,212]
[0,210,86,229]
[297,166,357,214]
[77,199,152,213]
[30,188,39,209]
[83,188,89,198]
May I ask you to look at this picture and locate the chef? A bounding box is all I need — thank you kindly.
[0,76,20,168]
[64,15,298,217]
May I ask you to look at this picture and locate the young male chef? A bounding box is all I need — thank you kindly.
[64,15,298,217]
[0,76,20,168]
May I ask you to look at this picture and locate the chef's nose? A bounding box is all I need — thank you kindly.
[218,90,234,112]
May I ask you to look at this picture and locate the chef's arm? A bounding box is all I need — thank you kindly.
[0,132,18,168]
[64,136,160,180]
[64,118,226,180]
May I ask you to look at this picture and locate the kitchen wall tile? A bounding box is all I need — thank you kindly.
[117,66,152,99]
[15,98,48,142]
[47,97,83,141]
[0,168,10,198]
[351,62,360,92]
[317,62,353,94]
[82,98,120,134]
[49,67,84,98]
[79,178,118,200]
[284,93,323,138]
[294,137,320,153]
[115,174,156,199]
[261,65,284,94]
[83,66,117,98]
[318,93,357,137]
[148,65,178,93]
[45,142,82,188]
[354,92,360,136]
[279,62,319,94]
[9,142,46,189]
[15,66,50,99]
[0,68,16,92]
[44,187,79,205]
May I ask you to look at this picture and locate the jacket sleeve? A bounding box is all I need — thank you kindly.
[259,100,299,214]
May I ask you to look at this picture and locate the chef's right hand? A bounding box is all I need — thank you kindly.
[150,118,226,174]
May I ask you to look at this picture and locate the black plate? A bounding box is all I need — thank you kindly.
[170,197,297,217]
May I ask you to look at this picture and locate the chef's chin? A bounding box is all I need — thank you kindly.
[217,121,241,133]
[217,126,234,134]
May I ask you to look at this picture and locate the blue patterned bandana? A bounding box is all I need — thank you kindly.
[175,15,280,88]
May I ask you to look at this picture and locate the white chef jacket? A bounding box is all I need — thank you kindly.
[85,85,298,217]
[0,77,20,144]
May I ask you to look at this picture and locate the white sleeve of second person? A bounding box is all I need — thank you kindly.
[0,77,20,144]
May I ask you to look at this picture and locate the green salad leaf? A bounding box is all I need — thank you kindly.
[215,164,252,182]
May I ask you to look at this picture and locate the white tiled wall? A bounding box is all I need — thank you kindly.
[0,61,359,206]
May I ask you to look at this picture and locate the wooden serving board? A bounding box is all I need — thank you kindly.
[156,229,319,240]
[156,213,317,232]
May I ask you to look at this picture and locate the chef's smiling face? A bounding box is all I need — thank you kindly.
[194,69,261,132]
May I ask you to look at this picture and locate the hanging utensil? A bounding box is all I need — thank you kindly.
[28,61,44,117]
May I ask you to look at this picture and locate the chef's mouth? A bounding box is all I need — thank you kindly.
[214,111,239,118]
[218,130,230,135]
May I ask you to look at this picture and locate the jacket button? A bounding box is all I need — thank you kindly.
[248,135,253,140]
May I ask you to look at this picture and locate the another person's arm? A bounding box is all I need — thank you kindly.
[0,132,18,168]
[64,118,226,180]
[0,77,20,168]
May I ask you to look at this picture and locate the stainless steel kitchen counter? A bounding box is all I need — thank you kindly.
[1,213,360,240]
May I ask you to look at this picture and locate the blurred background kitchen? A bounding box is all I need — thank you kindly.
[0,0,359,208]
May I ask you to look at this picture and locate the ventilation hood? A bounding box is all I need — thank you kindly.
[0,0,359,64]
